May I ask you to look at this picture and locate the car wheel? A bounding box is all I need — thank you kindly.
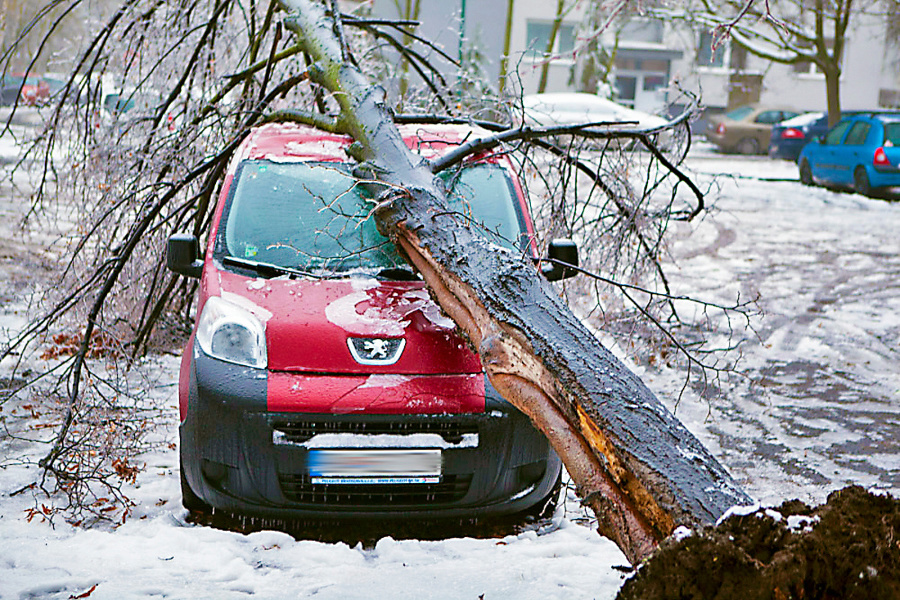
[180,455,211,513]
[736,137,760,155]
[799,160,814,186]
[522,471,564,521]
[853,167,873,197]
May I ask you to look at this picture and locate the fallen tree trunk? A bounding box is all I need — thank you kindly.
[281,0,753,564]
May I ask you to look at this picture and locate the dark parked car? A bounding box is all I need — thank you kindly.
[707,104,800,155]
[769,112,829,162]
[798,113,900,197]
[167,122,572,523]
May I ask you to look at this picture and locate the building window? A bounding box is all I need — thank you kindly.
[619,18,664,44]
[616,75,637,105]
[526,21,575,58]
[614,57,668,74]
[879,88,900,108]
[642,59,669,72]
[792,55,816,74]
[643,75,666,91]
[697,30,726,68]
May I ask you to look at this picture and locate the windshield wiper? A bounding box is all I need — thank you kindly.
[223,256,323,279]
[376,266,420,281]
[224,256,419,281]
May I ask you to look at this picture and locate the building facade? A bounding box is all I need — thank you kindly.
[370,0,900,117]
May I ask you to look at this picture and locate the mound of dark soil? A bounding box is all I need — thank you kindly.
[617,486,900,600]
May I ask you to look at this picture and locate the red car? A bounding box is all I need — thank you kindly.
[0,74,50,106]
[167,122,575,522]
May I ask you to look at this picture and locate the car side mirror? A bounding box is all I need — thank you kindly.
[542,239,579,281]
[167,233,203,279]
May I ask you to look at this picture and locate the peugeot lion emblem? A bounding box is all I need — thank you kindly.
[347,337,406,366]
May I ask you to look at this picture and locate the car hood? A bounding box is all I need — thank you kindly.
[209,268,481,375]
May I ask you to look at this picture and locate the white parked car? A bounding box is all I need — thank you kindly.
[522,93,672,151]
[523,93,668,131]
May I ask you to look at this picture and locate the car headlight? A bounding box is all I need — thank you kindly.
[195,296,267,368]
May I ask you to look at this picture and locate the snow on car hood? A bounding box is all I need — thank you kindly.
[214,269,480,374]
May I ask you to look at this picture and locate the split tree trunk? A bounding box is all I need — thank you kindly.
[281,0,753,564]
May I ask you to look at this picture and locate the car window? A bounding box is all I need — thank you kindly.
[782,111,800,121]
[824,121,852,145]
[754,111,783,124]
[725,105,754,121]
[883,122,900,146]
[843,121,870,145]
[437,166,527,250]
[219,161,526,274]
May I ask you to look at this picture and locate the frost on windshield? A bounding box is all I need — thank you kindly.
[218,161,527,276]
[222,161,402,273]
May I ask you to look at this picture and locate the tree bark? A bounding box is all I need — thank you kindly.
[537,0,566,93]
[498,0,514,94]
[824,66,842,127]
[281,0,753,565]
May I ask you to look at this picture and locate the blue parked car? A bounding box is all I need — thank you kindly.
[798,113,900,197]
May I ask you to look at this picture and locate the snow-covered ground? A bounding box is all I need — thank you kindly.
[1,142,898,599]
[660,144,900,506]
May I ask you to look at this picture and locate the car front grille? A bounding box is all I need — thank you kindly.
[271,419,480,445]
[277,474,473,506]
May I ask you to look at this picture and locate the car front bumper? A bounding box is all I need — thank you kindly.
[179,348,562,520]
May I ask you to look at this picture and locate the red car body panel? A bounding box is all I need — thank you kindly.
[267,371,485,414]
[206,271,480,375]
[179,122,531,420]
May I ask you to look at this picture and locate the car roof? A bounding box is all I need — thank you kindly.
[778,112,825,127]
[525,92,622,107]
[721,104,797,121]
[835,112,900,125]
[236,122,495,164]
[730,103,798,111]
[522,92,667,128]
[872,112,900,122]
[522,92,651,115]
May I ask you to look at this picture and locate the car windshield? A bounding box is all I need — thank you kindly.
[218,160,526,276]
[725,105,755,121]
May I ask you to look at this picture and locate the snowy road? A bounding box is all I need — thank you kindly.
[1,146,899,599]
[659,149,900,505]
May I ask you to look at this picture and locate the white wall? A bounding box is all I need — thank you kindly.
[371,0,900,112]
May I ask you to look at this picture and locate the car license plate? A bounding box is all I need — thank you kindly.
[308,449,441,484]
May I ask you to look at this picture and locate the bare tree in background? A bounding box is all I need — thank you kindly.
[1,0,755,562]
[658,0,899,126]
